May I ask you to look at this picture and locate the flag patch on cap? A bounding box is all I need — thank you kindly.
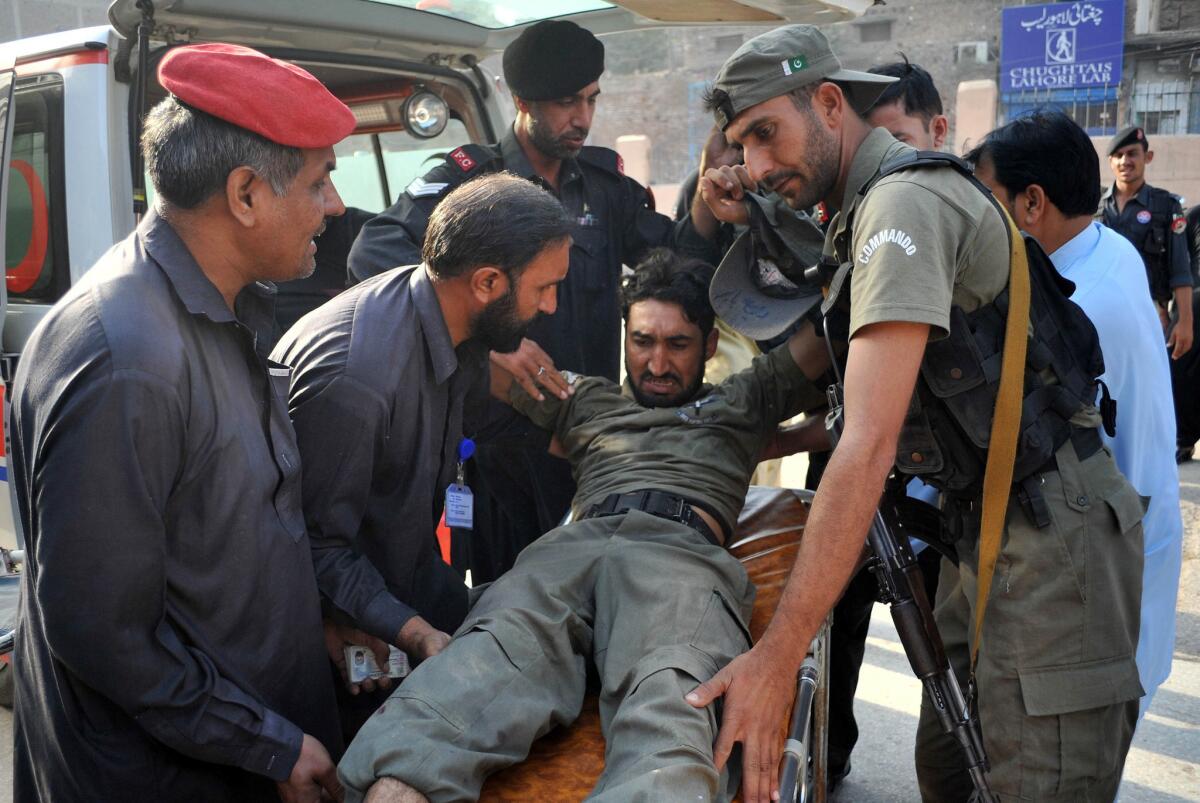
[781,55,807,76]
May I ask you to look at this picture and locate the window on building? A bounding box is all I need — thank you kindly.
[5,74,69,304]
[1155,0,1200,32]
[1130,79,1197,134]
[1000,86,1119,136]
[1136,109,1182,134]
[858,20,893,43]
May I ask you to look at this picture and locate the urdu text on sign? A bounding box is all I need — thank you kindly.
[1000,0,1125,92]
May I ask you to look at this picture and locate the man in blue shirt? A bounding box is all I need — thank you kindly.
[971,111,1181,720]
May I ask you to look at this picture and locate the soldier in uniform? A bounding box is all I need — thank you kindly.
[1100,125,1193,359]
[689,26,1145,803]
[348,19,720,582]
[816,54,951,791]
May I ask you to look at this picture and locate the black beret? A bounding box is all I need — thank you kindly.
[1107,125,1147,155]
[503,20,604,101]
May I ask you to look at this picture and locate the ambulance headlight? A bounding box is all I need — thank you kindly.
[403,90,449,139]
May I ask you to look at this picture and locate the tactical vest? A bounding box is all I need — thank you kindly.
[1103,187,1176,302]
[824,152,1110,532]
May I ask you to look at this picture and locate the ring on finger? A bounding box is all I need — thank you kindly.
[536,365,546,377]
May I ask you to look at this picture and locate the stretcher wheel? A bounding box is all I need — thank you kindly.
[480,487,828,802]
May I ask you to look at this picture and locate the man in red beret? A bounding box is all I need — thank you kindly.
[11,43,353,802]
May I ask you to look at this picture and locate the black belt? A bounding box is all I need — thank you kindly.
[581,490,723,547]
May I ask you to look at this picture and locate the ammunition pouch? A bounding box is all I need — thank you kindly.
[828,150,1111,539]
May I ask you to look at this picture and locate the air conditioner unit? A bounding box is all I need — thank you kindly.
[955,41,989,64]
[1157,57,1184,73]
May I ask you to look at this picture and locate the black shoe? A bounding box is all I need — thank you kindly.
[1177,446,1194,464]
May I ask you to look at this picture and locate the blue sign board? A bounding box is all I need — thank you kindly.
[1000,1,1125,92]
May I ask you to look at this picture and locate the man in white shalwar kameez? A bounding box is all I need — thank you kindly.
[971,111,1181,720]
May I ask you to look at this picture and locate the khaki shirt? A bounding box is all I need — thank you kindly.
[509,346,824,532]
[826,128,1010,340]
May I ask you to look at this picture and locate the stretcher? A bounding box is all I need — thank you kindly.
[479,485,829,803]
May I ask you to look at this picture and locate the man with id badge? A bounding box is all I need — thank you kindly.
[444,438,476,531]
[272,174,574,737]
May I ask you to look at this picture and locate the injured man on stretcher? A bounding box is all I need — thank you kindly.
[338,248,832,802]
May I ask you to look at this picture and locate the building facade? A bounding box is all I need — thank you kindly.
[3,0,1198,188]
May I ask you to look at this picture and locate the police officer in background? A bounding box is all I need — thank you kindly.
[348,19,720,581]
[1100,125,1194,359]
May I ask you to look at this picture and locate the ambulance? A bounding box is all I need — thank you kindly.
[0,0,869,555]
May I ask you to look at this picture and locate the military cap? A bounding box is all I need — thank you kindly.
[709,193,826,340]
[503,20,604,101]
[709,25,897,131]
[1106,125,1148,155]
[158,43,355,149]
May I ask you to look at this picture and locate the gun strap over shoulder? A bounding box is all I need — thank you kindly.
[971,200,1031,674]
[866,150,1031,672]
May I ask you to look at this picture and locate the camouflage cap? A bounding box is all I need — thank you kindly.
[709,25,898,131]
[709,192,826,341]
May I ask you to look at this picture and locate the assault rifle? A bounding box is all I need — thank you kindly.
[819,380,998,803]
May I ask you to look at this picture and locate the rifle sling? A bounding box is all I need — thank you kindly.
[971,201,1031,674]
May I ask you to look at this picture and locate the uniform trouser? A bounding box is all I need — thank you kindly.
[915,442,1146,802]
[339,510,755,802]
[1170,292,1200,449]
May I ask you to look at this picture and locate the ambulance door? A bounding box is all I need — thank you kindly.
[0,56,18,550]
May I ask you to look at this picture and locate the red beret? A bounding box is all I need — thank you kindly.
[157,43,356,149]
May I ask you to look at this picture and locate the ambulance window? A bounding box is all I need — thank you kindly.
[331,119,471,213]
[5,74,69,303]
[378,122,470,198]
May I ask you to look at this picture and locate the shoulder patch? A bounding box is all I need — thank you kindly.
[441,142,499,177]
[1173,214,1187,235]
[449,146,478,173]
[857,228,918,265]
[406,177,450,199]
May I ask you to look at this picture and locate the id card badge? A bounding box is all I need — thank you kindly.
[445,483,474,529]
[445,437,476,530]
[344,645,410,683]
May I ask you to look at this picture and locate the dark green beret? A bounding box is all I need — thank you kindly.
[1107,125,1147,155]
[503,20,604,101]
